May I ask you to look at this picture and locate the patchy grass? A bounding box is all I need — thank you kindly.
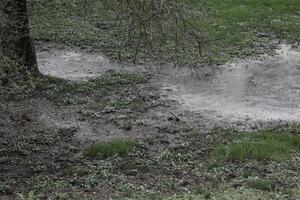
[1,72,146,103]
[187,0,300,63]
[166,187,299,200]
[213,130,300,161]
[44,72,145,94]
[17,191,40,200]
[84,139,137,158]
[246,179,278,192]
[28,0,300,65]
[3,124,300,199]
[42,72,145,104]
[95,97,148,112]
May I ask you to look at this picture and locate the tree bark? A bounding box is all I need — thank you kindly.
[0,0,40,76]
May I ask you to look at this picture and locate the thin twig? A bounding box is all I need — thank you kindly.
[170,112,180,121]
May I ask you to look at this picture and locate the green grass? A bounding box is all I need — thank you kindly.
[39,72,145,104]
[48,72,144,92]
[165,187,300,200]
[84,139,137,158]
[101,98,147,112]
[1,71,145,102]
[194,0,300,63]
[28,0,300,65]
[17,191,39,200]
[246,179,278,192]
[7,127,300,199]
[213,130,300,161]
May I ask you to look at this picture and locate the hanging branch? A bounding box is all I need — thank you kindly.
[101,0,205,63]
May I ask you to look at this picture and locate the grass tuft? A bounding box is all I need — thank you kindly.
[84,139,137,158]
[213,130,300,161]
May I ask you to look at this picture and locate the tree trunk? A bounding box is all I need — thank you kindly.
[0,0,40,76]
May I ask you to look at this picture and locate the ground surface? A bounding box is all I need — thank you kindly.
[1,41,299,200]
[37,42,300,124]
[1,0,300,199]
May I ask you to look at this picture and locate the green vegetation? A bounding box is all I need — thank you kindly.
[246,179,278,192]
[198,0,300,63]
[3,126,299,199]
[43,72,145,104]
[84,139,137,158]
[1,71,145,103]
[17,191,39,200]
[1,0,300,199]
[28,0,300,64]
[45,72,144,94]
[166,187,300,200]
[213,130,300,161]
[95,97,147,113]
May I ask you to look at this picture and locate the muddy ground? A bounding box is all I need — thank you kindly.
[0,42,299,199]
[37,42,300,124]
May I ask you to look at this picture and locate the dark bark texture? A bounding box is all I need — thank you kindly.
[0,0,39,76]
